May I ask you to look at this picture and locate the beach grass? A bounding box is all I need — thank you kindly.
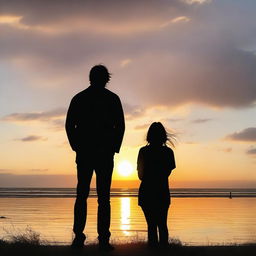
[0,228,255,256]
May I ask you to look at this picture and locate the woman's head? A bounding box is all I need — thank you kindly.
[146,122,175,147]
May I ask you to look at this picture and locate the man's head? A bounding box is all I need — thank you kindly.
[89,65,111,87]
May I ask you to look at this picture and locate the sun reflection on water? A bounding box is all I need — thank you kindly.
[120,197,131,235]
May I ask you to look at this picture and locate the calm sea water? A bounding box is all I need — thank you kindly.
[0,188,256,245]
[0,188,256,198]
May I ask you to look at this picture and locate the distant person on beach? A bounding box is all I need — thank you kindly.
[65,65,125,250]
[137,122,176,248]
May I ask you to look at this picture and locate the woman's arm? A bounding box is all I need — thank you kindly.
[166,149,176,177]
[137,148,144,180]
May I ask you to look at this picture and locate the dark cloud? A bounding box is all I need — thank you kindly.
[15,135,47,142]
[0,0,186,67]
[2,108,66,122]
[191,118,212,124]
[226,127,256,142]
[1,0,256,109]
[126,46,256,108]
[0,0,186,26]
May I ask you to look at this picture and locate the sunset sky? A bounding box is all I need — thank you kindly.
[0,0,256,188]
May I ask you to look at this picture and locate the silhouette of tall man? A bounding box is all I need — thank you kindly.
[65,65,125,250]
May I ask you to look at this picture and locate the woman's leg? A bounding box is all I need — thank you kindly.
[141,206,158,246]
[157,206,169,246]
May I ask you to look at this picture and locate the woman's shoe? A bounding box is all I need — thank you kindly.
[99,242,115,251]
[71,233,86,249]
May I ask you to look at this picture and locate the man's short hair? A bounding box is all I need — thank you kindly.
[89,65,111,86]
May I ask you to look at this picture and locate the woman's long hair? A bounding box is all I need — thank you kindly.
[146,122,176,147]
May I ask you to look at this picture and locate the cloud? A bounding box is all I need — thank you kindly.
[223,147,232,153]
[0,15,22,24]
[246,147,256,155]
[160,16,190,28]
[183,0,210,4]
[1,108,66,133]
[0,169,12,174]
[0,173,76,187]
[120,59,132,67]
[0,0,187,35]
[0,168,48,174]
[125,47,256,108]
[51,119,65,131]
[1,108,66,132]
[218,147,232,153]
[123,103,145,120]
[0,15,49,32]
[29,169,48,172]
[226,127,256,142]
[184,141,198,145]
[166,118,184,123]
[172,16,190,23]
[191,118,212,124]
[2,108,66,122]
[1,0,256,109]
[134,123,150,130]
[15,135,47,142]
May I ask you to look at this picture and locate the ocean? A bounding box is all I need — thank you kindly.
[0,188,255,245]
[0,188,255,198]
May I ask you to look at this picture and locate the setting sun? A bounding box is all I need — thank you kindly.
[117,161,134,177]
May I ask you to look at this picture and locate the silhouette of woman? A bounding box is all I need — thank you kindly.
[137,122,176,248]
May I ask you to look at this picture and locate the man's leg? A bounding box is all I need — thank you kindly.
[95,152,114,245]
[72,154,94,246]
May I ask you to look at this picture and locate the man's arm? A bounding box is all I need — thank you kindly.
[65,98,77,151]
[113,96,125,153]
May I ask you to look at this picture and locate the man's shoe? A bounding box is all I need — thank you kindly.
[71,233,86,249]
[99,242,115,251]
[159,242,170,250]
[147,241,159,250]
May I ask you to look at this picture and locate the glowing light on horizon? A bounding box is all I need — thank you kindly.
[117,161,134,177]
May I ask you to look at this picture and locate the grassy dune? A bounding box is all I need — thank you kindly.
[0,228,255,256]
[1,240,256,256]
